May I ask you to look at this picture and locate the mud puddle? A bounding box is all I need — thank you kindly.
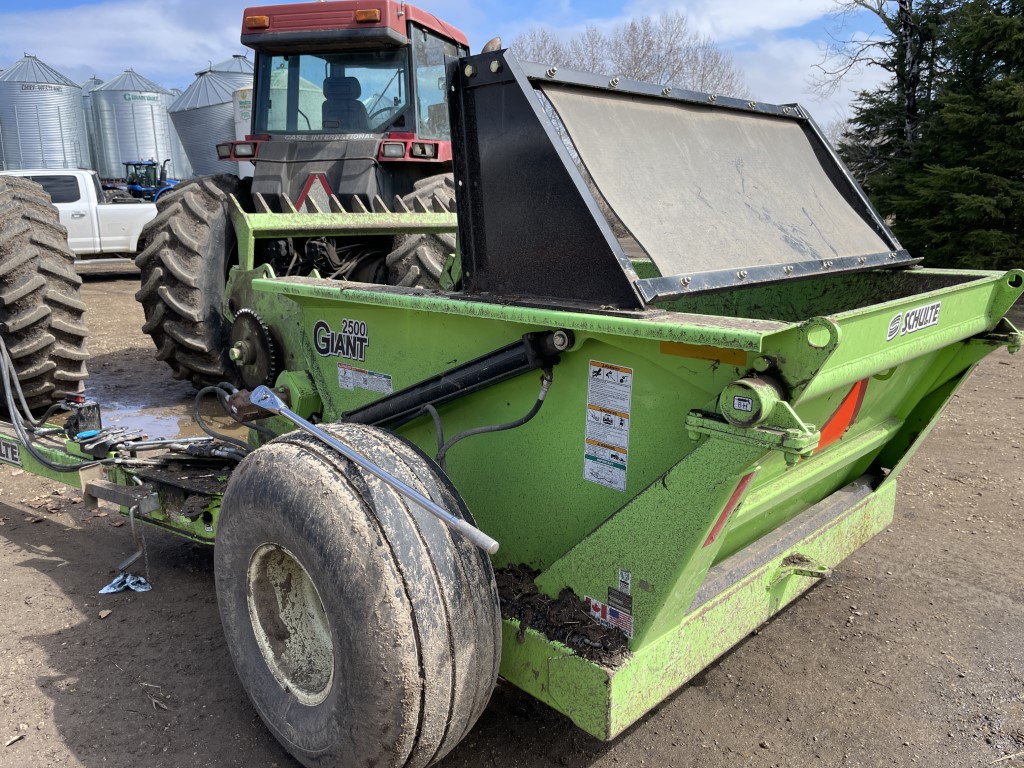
[83,368,247,442]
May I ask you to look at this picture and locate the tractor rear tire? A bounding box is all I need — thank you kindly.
[135,175,241,388]
[0,176,88,414]
[386,174,457,289]
[215,423,501,768]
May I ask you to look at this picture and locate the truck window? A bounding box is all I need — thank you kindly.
[30,175,80,204]
[411,26,464,140]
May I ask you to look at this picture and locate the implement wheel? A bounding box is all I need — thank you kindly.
[135,175,242,388]
[386,174,457,289]
[215,423,501,768]
[0,176,88,414]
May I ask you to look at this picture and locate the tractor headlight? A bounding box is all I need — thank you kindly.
[411,142,438,158]
[381,142,406,158]
[216,143,232,159]
[233,142,257,158]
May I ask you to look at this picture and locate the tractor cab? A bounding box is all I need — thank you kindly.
[122,160,178,201]
[217,1,468,206]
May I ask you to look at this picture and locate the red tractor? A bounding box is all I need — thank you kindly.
[136,0,477,387]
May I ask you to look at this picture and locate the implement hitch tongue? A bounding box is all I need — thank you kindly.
[250,386,500,554]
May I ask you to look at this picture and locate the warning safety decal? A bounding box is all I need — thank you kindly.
[337,363,393,395]
[584,361,633,491]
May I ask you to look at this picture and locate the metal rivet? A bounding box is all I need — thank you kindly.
[858,256,867,264]
[737,270,748,280]
[662,86,672,97]
[489,60,503,74]
[783,107,791,115]
[464,64,476,77]
[610,76,621,87]
[545,67,557,78]
[708,94,717,103]
[680,276,692,287]
[747,101,757,109]
[784,265,794,275]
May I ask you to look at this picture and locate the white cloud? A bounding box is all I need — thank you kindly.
[0,0,249,90]
[733,33,888,125]
[623,0,835,40]
[0,0,890,128]
[0,0,499,89]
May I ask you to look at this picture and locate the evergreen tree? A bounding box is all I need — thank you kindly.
[835,1,948,196]
[838,0,1024,269]
[888,0,1024,269]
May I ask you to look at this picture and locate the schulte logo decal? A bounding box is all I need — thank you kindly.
[886,301,941,342]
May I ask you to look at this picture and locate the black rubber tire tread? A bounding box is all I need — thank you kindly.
[135,174,241,388]
[215,423,500,768]
[331,424,501,762]
[386,174,457,289]
[0,176,88,413]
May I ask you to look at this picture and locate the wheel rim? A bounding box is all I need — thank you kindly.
[246,543,335,706]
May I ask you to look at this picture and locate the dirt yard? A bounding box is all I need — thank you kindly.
[1,271,1022,768]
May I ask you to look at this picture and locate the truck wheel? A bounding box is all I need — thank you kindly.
[387,174,457,289]
[135,175,242,388]
[216,423,500,768]
[0,176,88,413]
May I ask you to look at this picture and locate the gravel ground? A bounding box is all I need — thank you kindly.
[0,272,1022,768]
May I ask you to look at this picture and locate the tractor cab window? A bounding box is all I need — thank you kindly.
[257,50,410,134]
[411,26,465,140]
[126,164,157,187]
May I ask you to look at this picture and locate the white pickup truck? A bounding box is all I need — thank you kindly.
[0,169,156,257]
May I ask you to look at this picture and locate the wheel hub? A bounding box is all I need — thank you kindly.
[246,543,334,706]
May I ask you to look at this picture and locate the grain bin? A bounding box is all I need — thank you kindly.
[91,69,175,179]
[167,88,194,180]
[211,54,254,91]
[81,75,105,172]
[170,69,250,176]
[0,55,91,170]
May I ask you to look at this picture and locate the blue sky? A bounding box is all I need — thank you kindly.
[0,0,888,125]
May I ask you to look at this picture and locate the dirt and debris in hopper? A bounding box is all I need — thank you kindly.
[496,563,629,666]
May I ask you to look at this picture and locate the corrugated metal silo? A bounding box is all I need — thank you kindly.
[212,54,254,91]
[0,55,91,170]
[167,87,193,180]
[81,75,105,173]
[170,70,246,176]
[91,69,175,179]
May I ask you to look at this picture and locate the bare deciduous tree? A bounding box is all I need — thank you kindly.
[512,12,749,97]
[813,0,947,142]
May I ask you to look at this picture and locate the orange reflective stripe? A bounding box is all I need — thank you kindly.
[816,379,869,452]
[703,471,757,548]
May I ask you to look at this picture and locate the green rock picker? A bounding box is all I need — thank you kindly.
[0,12,1021,768]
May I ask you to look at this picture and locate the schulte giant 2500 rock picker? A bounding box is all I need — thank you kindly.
[1,32,1023,768]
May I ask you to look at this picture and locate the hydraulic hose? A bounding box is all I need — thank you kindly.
[434,369,553,472]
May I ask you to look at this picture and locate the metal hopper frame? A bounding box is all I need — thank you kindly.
[448,50,915,306]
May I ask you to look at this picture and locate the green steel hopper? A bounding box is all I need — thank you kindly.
[1,48,1021,768]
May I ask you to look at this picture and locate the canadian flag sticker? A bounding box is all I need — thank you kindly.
[584,595,634,638]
